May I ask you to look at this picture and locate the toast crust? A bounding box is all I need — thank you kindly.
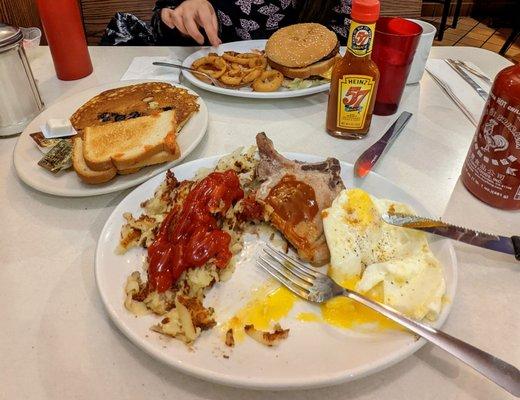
[72,137,117,184]
[116,146,180,175]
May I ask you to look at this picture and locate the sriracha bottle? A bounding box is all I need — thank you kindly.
[461,63,520,210]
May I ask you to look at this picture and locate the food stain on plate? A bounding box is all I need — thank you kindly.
[318,276,402,331]
[223,283,297,342]
[224,275,400,344]
[295,276,401,331]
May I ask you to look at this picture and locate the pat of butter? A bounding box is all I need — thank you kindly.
[43,118,73,138]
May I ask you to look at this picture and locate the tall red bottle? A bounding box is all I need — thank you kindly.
[37,0,93,80]
[461,63,520,210]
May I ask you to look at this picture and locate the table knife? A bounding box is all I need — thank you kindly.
[382,213,520,261]
[354,111,412,178]
[447,59,493,85]
[445,59,489,100]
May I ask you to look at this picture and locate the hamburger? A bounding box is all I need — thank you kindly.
[265,23,340,80]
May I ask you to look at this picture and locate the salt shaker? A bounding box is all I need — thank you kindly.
[0,23,44,137]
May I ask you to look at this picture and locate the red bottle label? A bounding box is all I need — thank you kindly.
[462,90,520,209]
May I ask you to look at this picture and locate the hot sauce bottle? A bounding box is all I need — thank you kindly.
[36,0,93,80]
[326,0,380,139]
[461,63,520,210]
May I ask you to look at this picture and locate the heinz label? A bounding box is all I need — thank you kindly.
[347,21,375,57]
[336,75,375,129]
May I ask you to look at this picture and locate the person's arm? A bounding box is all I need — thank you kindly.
[151,0,221,46]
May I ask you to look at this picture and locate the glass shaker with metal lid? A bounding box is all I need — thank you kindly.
[0,23,44,137]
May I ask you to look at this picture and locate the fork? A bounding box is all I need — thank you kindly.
[258,244,520,397]
[153,61,226,88]
[153,61,249,89]
[446,59,493,86]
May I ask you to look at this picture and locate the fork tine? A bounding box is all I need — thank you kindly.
[259,255,312,289]
[257,258,310,299]
[262,248,315,283]
[265,244,319,278]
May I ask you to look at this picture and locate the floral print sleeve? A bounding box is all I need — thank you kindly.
[152,0,351,45]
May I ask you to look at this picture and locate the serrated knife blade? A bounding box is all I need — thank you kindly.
[381,213,520,261]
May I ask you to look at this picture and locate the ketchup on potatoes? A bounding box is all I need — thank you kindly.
[461,63,520,210]
[147,171,244,292]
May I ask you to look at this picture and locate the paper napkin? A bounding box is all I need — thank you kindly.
[425,59,491,126]
[121,56,181,82]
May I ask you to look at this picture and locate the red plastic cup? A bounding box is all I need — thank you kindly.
[372,17,422,115]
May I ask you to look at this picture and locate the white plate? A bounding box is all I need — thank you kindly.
[13,80,208,197]
[95,153,457,390]
[181,40,331,99]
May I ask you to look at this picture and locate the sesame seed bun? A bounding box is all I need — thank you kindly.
[268,54,341,79]
[265,23,338,68]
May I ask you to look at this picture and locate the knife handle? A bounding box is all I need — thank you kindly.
[512,236,520,261]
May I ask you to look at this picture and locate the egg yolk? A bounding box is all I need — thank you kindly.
[226,275,401,343]
[343,188,378,227]
[224,285,297,342]
[320,277,401,331]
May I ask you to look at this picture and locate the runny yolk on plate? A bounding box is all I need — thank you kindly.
[224,284,297,342]
[318,276,402,331]
[225,275,401,341]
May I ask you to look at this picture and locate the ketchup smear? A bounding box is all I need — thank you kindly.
[147,171,244,293]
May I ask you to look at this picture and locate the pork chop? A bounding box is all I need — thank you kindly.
[255,132,344,266]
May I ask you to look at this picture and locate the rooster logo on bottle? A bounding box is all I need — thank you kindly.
[482,119,508,152]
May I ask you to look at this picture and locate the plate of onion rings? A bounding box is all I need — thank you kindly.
[181,40,332,99]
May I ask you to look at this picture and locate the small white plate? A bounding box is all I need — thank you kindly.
[13,80,208,197]
[181,40,331,99]
[95,153,457,390]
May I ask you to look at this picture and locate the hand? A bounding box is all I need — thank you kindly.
[161,0,221,46]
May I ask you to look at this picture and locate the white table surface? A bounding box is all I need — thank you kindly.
[1,45,518,400]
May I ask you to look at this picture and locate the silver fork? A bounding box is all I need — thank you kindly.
[446,59,493,85]
[152,61,226,88]
[258,244,520,397]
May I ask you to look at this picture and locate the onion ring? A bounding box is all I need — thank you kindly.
[192,56,227,79]
[248,56,267,69]
[242,67,263,83]
[220,69,245,86]
[251,70,284,92]
[237,52,262,59]
[222,51,250,66]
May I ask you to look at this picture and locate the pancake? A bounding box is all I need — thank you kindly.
[70,82,199,133]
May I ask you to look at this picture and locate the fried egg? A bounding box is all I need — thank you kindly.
[322,188,446,321]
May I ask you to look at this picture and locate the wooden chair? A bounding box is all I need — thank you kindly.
[498,3,519,56]
[423,0,463,41]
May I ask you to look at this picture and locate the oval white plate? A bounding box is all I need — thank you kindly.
[96,153,457,390]
[181,40,331,99]
[13,80,208,197]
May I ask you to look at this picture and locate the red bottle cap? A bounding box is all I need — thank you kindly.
[351,0,380,23]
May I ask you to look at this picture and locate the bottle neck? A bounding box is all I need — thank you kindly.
[346,19,377,59]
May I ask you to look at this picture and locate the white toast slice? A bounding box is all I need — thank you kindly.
[116,145,180,175]
[72,137,117,184]
[83,110,177,171]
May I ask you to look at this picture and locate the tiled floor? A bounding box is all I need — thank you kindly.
[424,17,520,63]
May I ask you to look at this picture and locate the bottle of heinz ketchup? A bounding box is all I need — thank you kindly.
[37,0,93,80]
[461,63,520,210]
[326,0,380,139]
